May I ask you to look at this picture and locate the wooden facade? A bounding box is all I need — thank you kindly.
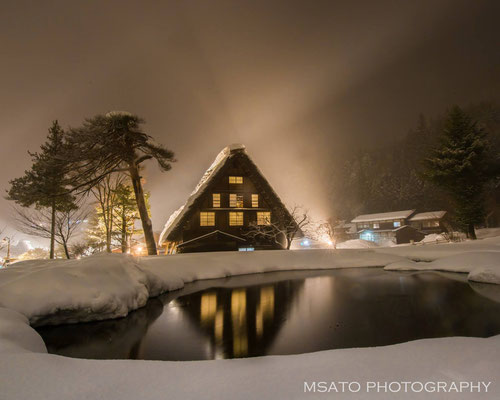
[159,145,294,253]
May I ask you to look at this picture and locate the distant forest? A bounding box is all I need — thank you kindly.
[327,102,500,227]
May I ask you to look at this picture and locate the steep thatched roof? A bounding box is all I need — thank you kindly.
[158,144,294,245]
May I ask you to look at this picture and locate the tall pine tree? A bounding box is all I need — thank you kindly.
[7,121,76,258]
[424,106,494,239]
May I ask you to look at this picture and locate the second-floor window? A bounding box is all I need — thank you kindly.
[200,212,215,226]
[230,193,244,208]
[212,193,220,208]
[229,176,243,184]
[251,194,259,207]
[229,212,244,226]
[373,223,380,229]
[393,221,401,228]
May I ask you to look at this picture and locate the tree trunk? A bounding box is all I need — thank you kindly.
[129,165,157,255]
[121,208,127,253]
[50,201,56,259]
[62,239,70,259]
[468,223,477,240]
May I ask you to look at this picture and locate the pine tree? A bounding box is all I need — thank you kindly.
[424,106,495,239]
[7,121,76,258]
[64,112,175,255]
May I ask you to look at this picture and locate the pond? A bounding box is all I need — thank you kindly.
[36,268,500,361]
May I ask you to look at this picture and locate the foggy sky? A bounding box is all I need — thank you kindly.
[1,0,499,244]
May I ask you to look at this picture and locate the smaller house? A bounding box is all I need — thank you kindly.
[351,210,424,244]
[332,221,357,243]
[409,211,447,234]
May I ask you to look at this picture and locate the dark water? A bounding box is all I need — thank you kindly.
[36,268,500,361]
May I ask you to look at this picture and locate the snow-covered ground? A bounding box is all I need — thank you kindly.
[1,235,500,399]
[0,306,498,399]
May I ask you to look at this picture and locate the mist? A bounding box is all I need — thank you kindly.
[1,0,499,242]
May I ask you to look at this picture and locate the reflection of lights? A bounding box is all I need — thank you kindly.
[301,240,310,247]
[256,286,274,339]
[231,289,247,357]
[200,293,217,324]
[215,308,224,343]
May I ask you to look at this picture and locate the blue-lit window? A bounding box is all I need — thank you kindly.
[360,231,375,242]
[238,247,254,252]
[393,221,401,228]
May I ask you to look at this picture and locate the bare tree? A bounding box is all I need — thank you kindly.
[13,203,89,259]
[244,205,310,250]
[90,173,126,252]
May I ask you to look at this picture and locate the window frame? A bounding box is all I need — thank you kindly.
[229,193,244,208]
[251,194,259,208]
[229,211,244,226]
[229,176,243,184]
[212,193,220,208]
[200,211,215,226]
[257,211,271,225]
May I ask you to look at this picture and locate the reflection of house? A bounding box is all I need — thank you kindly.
[158,144,296,253]
[409,211,447,234]
[351,210,427,244]
[180,279,303,358]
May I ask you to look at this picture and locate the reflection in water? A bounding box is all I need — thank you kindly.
[37,269,500,361]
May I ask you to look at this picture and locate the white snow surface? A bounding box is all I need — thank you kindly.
[1,237,500,399]
[0,306,498,399]
[351,209,415,223]
[409,211,447,221]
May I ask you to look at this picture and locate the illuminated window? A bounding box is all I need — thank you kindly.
[229,212,244,226]
[200,212,215,226]
[229,176,243,184]
[251,194,259,208]
[373,223,380,229]
[212,193,220,208]
[393,221,401,228]
[257,211,271,225]
[229,194,244,208]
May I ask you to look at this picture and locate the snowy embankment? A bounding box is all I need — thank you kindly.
[0,250,401,326]
[1,240,500,399]
[0,237,500,327]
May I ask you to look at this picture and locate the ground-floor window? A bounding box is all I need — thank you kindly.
[257,211,271,225]
[229,211,244,226]
[200,212,215,226]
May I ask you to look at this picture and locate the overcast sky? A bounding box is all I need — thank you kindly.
[1,0,499,245]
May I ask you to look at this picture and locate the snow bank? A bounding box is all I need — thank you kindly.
[336,239,379,249]
[2,238,500,328]
[0,250,403,326]
[420,233,447,243]
[0,307,498,400]
[384,251,500,284]
[0,253,150,326]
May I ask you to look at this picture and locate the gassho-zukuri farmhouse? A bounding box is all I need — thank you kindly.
[158,144,297,253]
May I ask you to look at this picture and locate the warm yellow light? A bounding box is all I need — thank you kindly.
[200,293,217,324]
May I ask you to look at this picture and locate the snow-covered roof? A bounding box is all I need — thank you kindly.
[409,211,447,221]
[351,210,415,223]
[159,144,256,245]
